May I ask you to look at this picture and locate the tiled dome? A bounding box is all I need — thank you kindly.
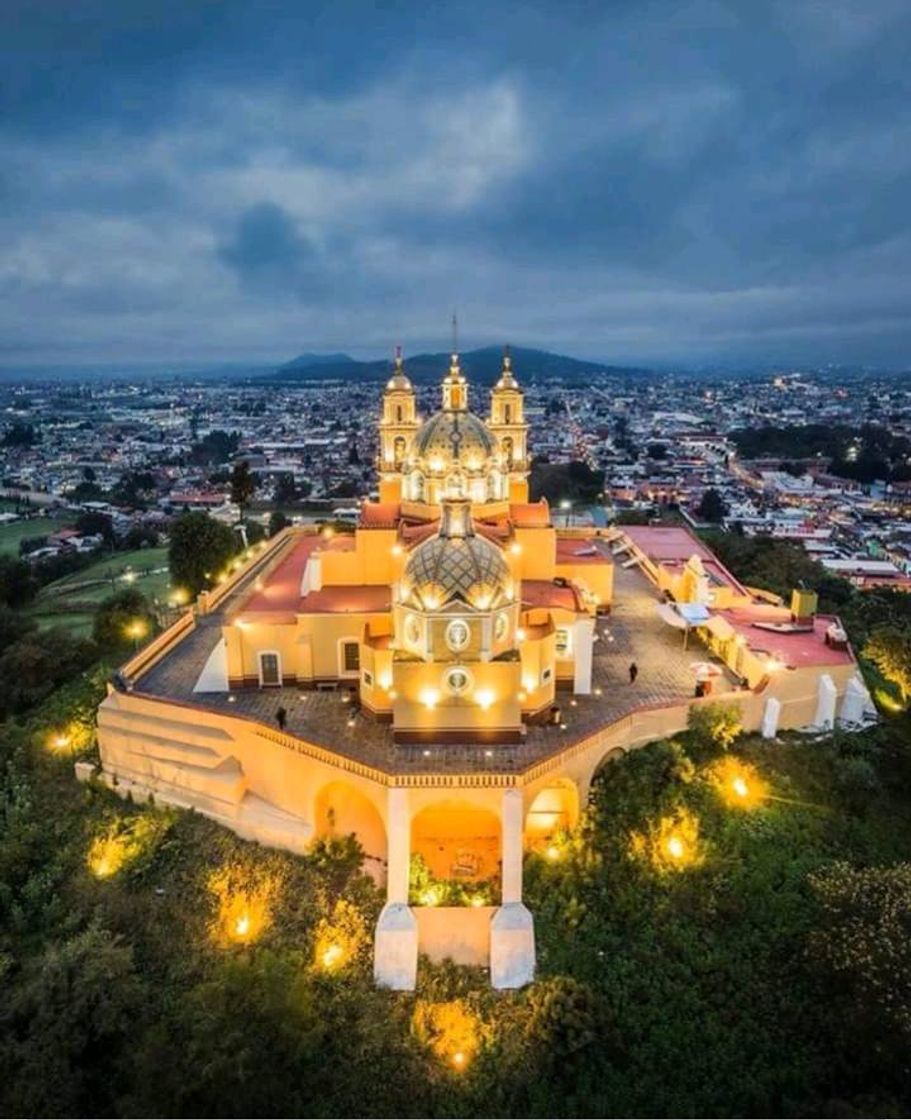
[401,501,513,611]
[412,409,497,468]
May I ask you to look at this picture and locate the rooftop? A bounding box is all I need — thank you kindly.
[135,558,738,777]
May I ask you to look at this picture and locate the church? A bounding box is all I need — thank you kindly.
[92,349,865,989]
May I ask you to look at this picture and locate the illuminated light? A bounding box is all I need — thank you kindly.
[560,499,572,510]
[429,457,444,473]
[391,544,403,556]
[125,619,148,642]
[234,619,249,629]
[666,835,685,860]
[234,913,251,939]
[322,527,334,539]
[570,699,577,707]
[388,689,398,701]
[470,895,485,908]
[546,844,561,862]
[452,1051,466,1069]
[710,757,768,810]
[254,578,264,591]
[420,688,440,710]
[594,687,603,697]
[347,718,356,728]
[517,691,527,703]
[320,942,345,970]
[475,688,495,711]
[49,731,72,752]
[123,571,136,584]
[510,542,522,555]
[516,628,527,642]
[559,722,568,730]
[228,694,236,703]
[88,834,128,879]
[379,675,393,691]
[420,886,442,907]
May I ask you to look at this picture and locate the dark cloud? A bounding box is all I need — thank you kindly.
[1,0,910,366]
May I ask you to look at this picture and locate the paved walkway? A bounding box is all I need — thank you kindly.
[134,554,734,776]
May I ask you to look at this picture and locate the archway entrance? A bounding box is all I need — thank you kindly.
[314,781,386,867]
[524,779,579,843]
[411,801,501,882]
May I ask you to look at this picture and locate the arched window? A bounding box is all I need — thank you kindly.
[412,472,425,502]
[502,436,514,463]
[395,404,403,423]
[503,403,512,424]
[393,435,406,463]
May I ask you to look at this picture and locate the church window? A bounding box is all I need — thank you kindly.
[504,403,512,424]
[412,472,425,501]
[446,619,470,652]
[494,611,509,641]
[555,628,571,657]
[395,404,403,423]
[393,436,406,462]
[405,615,422,645]
[502,436,514,463]
[362,669,374,688]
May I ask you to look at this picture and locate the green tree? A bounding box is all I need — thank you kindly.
[269,510,291,537]
[230,460,257,520]
[687,700,742,750]
[864,626,911,701]
[0,923,145,1117]
[696,487,726,523]
[0,554,38,606]
[93,587,156,650]
[169,511,238,596]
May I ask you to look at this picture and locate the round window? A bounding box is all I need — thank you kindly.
[445,666,472,696]
[446,619,470,652]
[405,615,421,645]
[494,611,509,641]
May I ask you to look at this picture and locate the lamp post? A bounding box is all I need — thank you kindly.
[559,498,573,527]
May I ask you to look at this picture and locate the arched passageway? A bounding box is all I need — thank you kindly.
[524,779,580,843]
[314,781,387,864]
[411,800,501,882]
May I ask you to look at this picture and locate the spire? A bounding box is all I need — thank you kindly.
[442,326,468,410]
[386,344,412,391]
[496,344,518,389]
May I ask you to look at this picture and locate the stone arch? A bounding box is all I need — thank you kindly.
[314,781,387,866]
[524,778,579,842]
[411,799,502,884]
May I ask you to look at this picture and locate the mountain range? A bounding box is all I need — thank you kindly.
[266,345,649,384]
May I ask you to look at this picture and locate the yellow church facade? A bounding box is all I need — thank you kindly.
[91,349,866,990]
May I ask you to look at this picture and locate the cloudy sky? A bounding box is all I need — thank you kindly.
[2,0,910,368]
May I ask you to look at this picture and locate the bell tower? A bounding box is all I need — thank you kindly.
[377,346,418,503]
[441,352,468,411]
[488,347,529,502]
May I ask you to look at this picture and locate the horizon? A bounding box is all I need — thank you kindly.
[3,1,911,369]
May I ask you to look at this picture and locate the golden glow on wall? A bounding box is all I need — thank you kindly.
[412,999,483,1071]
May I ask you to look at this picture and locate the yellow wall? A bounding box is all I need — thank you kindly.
[390,658,522,735]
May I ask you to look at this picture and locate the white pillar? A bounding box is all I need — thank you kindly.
[501,787,524,904]
[761,696,781,739]
[839,674,871,726]
[572,617,595,695]
[813,673,837,731]
[374,786,418,990]
[490,787,535,989]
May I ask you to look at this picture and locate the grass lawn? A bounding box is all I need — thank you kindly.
[0,514,72,554]
[29,546,173,634]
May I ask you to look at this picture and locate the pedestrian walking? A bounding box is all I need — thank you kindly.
[276,705,287,731]
[629,661,638,684]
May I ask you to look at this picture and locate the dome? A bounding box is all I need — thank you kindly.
[401,501,513,611]
[412,409,497,468]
